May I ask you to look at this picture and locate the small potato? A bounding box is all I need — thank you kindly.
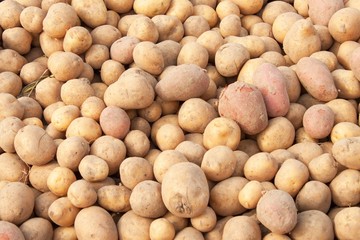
[124,130,150,157]
[157,40,181,68]
[78,155,109,182]
[35,78,62,108]
[225,35,266,59]
[215,43,250,77]
[153,150,188,183]
[80,96,106,121]
[0,49,27,74]
[14,125,56,166]
[244,152,279,182]
[63,26,92,55]
[190,206,217,233]
[47,167,76,197]
[263,233,291,240]
[150,218,176,240]
[119,157,154,190]
[201,145,237,181]
[156,124,185,151]
[334,207,360,240]
[155,64,210,101]
[308,153,338,183]
[53,226,77,240]
[332,137,360,170]
[133,41,164,75]
[328,7,360,43]
[204,216,231,240]
[330,169,360,207]
[0,117,25,153]
[19,217,53,240]
[34,191,58,220]
[151,114,179,143]
[274,159,309,197]
[162,162,209,218]
[130,180,167,218]
[302,104,335,139]
[110,36,139,65]
[193,4,218,28]
[2,27,32,55]
[127,15,159,43]
[0,71,23,96]
[42,3,80,39]
[74,206,118,240]
[84,44,110,70]
[215,0,240,20]
[0,182,35,225]
[295,127,318,144]
[66,117,102,143]
[117,210,152,240]
[0,220,25,240]
[330,122,360,143]
[48,51,84,82]
[133,0,171,17]
[91,24,121,48]
[71,0,107,28]
[326,98,357,124]
[152,15,184,42]
[310,51,338,72]
[290,210,334,240]
[295,180,331,213]
[0,93,24,121]
[332,69,360,99]
[166,0,194,23]
[257,117,295,153]
[17,96,42,119]
[237,139,260,157]
[256,189,297,234]
[97,185,131,213]
[99,106,130,139]
[0,0,24,29]
[67,179,97,208]
[177,42,209,69]
[137,101,162,123]
[219,14,242,38]
[51,105,80,132]
[238,180,264,209]
[183,15,210,37]
[210,177,248,216]
[100,60,125,86]
[56,136,90,171]
[48,197,80,227]
[203,117,241,150]
[130,117,151,137]
[218,81,268,135]
[237,58,267,85]
[272,12,303,44]
[0,153,29,183]
[287,142,323,166]
[222,216,261,240]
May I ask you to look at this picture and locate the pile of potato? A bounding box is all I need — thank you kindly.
[1,0,360,239]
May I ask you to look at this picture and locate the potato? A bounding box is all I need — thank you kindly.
[201,145,237,181]
[48,51,84,82]
[302,104,335,139]
[166,0,193,23]
[110,36,139,65]
[99,106,130,139]
[209,177,248,216]
[162,162,209,218]
[308,0,343,26]
[0,117,25,153]
[0,49,27,74]
[151,114,179,143]
[104,68,155,109]
[0,182,34,225]
[156,124,185,151]
[225,35,266,58]
[84,44,110,69]
[238,180,264,210]
[14,125,56,166]
[215,43,250,77]
[150,218,176,240]
[330,122,360,143]
[0,153,28,183]
[2,27,32,55]
[53,226,77,240]
[17,96,42,120]
[42,3,80,39]
[308,153,338,183]
[48,197,80,227]
[50,105,79,132]
[152,15,184,42]
[296,57,338,101]
[0,0,24,29]
[328,7,360,43]
[283,19,321,63]
[133,41,164,75]
[244,152,278,182]
[256,189,297,234]
[219,14,242,38]
[290,210,334,240]
[127,15,159,43]
[350,45,360,80]
[203,117,241,150]
[74,206,118,240]
[262,1,296,24]
[334,207,360,240]
[260,51,286,67]
[0,71,22,96]
[34,191,58,220]
[197,30,225,61]
[183,15,210,37]
[332,137,360,170]
[97,184,131,213]
[218,81,268,135]
[91,25,121,48]
[117,210,152,240]
[177,42,209,69]
[332,69,360,99]
[153,150,188,183]
[29,161,59,193]
[71,0,107,28]
[65,117,102,143]
[123,130,150,157]
[62,26,92,55]
[237,58,267,85]
[156,64,210,101]
[0,93,24,121]
[120,157,154,189]
[174,227,204,240]
[274,158,309,197]
[56,136,89,171]
[78,155,109,182]
[336,40,360,69]
[163,211,189,232]
[46,167,76,197]
[272,12,303,44]
[295,180,331,213]
[0,220,25,240]
[19,217,53,240]
[222,216,261,240]
[237,139,260,157]
[204,216,231,240]
[329,169,360,206]
[215,0,240,20]
[263,233,291,240]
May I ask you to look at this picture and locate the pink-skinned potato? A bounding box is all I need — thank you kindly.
[155,64,210,101]
[253,63,290,117]
[218,81,268,135]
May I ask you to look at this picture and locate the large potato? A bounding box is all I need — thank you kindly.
[334,207,360,240]
[332,136,360,170]
[162,162,209,218]
[71,0,107,28]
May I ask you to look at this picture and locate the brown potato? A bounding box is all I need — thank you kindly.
[0,49,27,74]
[117,210,152,240]
[334,207,360,240]
[0,220,25,240]
[97,184,131,213]
[47,167,76,197]
[244,152,279,182]
[222,216,261,240]
[67,179,97,208]
[19,217,53,240]
[2,27,32,55]
[119,157,154,189]
[329,169,360,207]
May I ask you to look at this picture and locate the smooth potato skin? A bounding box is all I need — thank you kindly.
[218,81,268,135]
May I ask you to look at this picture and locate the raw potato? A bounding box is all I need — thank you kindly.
[19,217,54,240]
[222,216,261,240]
[244,152,279,182]
[65,117,102,143]
[0,221,25,240]
[0,153,29,183]
[133,41,164,75]
[150,218,176,240]
[308,153,338,183]
[117,210,152,240]
[162,162,209,218]
[174,227,204,240]
[71,0,107,28]
[99,106,130,139]
[329,169,360,207]
[134,0,171,17]
[332,137,360,170]
[256,189,297,234]
[78,155,109,182]
[215,43,250,77]
[153,150,188,183]
[47,167,76,197]
[238,180,264,209]
[56,136,90,171]
[334,207,360,240]
[119,157,154,190]
[190,206,217,233]
[97,185,131,213]
[29,161,59,193]
[0,93,24,121]
[0,117,25,153]
[48,197,80,227]
[328,7,360,43]
[302,104,335,139]
[67,179,97,208]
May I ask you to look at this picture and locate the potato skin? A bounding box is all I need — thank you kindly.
[218,81,268,135]
[332,137,360,170]
[334,207,360,240]
[0,220,25,240]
